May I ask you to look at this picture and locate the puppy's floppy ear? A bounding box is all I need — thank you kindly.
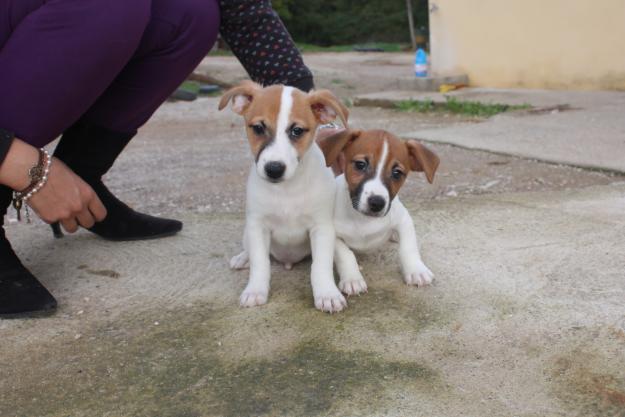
[317,129,361,167]
[308,89,349,126]
[406,140,440,184]
[218,80,262,114]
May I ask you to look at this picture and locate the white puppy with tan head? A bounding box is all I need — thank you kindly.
[219,81,350,313]
[318,129,440,295]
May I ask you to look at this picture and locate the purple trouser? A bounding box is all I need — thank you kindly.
[0,0,220,147]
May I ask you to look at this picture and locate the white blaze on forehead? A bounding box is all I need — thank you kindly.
[276,86,294,137]
[375,140,389,180]
[255,86,299,180]
[358,140,390,214]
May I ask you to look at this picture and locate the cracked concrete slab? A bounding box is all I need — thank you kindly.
[400,90,625,173]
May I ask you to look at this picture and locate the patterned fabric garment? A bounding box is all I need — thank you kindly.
[219,0,313,89]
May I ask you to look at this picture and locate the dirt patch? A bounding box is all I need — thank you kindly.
[78,265,121,279]
[549,335,625,417]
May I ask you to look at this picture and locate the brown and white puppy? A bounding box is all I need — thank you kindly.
[318,129,440,295]
[219,81,351,312]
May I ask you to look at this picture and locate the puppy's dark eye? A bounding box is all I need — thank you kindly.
[353,160,368,171]
[290,126,306,139]
[391,168,404,180]
[252,124,265,136]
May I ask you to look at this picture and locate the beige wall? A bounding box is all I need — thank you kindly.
[429,0,625,90]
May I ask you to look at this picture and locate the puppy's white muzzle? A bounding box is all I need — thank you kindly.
[256,140,299,182]
[254,85,301,183]
[355,178,390,217]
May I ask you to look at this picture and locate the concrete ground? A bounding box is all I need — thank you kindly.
[1,53,625,417]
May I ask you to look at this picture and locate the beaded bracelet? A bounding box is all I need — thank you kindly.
[12,148,52,222]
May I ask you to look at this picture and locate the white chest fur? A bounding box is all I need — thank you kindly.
[332,175,434,292]
[247,144,336,261]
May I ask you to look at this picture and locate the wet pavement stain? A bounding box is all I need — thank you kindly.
[282,285,445,336]
[0,301,441,417]
[206,341,435,417]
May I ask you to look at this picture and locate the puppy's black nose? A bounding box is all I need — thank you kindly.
[264,161,286,180]
[368,195,386,213]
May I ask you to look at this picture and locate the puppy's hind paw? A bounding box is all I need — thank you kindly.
[239,289,268,307]
[339,277,368,296]
[404,263,434,287]
[314,289,347,313]
[230,251,250,270]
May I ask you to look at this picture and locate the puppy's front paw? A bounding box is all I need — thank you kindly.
[403,262,434,287]
[339,275,368,296]
[230,251,249,270]
[240,288,268,307]
[314,288,347,313]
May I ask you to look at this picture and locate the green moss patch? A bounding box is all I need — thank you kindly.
[396,97,531,117]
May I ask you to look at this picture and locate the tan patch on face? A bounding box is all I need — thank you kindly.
[342,130,411,200]
[241,86,282,159]
[241,86,319,160]
[288,90,319,158]
[343,135,381,197]
[384,135,412,200]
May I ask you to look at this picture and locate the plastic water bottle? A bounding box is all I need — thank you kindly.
[415,48,428,77]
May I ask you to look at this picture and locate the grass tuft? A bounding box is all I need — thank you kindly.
[179,81,200,94]
[396,96,531,117]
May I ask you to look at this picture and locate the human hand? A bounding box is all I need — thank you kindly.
[27,158,107,232]
[0,138,107,232]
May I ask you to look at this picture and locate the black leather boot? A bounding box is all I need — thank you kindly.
[52,121,182,241]
[0,186,57,318]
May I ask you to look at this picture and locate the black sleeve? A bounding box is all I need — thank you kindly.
[218,0,314,92]
[0,128,14,168]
